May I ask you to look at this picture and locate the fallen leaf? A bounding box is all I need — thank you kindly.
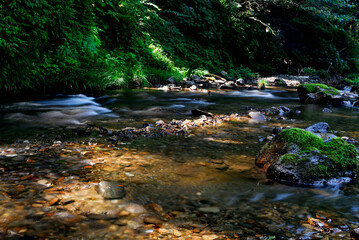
[48,198,60,206]
[83,166,93,169]
[56,177,65,182]
[26,158,35,163]
[39,147,49,152]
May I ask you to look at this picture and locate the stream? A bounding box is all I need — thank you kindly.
[0,88,359,239]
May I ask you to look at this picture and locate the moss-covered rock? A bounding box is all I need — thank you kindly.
[297,84,343,107]
[256,126,359,186]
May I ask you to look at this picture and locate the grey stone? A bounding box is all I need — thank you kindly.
[236,78,245,85]
[248,111,266,121]
[322,108,332,112]
[305,122,330,134]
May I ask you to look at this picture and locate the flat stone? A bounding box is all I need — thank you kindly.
[143,216,163,225]
[96,181,126,199]
[305,122,330,133]
[122,203,147,214]
[248,111,266,121]
[198,207,220,214]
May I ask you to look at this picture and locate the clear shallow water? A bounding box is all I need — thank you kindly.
[1,88,359,231]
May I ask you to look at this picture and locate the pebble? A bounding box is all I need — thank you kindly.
[143,216,163,225]
[173,229,182,237]
[122,203,147,214]
[198,207,220,214]
[202,235,219,240]
[125,173,135,177]
[210,159,224,164]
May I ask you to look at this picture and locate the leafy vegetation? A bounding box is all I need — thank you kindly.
[0,0,358,94]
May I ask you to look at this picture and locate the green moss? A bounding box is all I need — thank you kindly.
[298,84,340,95]
[277,128,324,151]
[307,164,330,178]
[276,128,358,179]
[282,153,301,164]
[321,137,358,170]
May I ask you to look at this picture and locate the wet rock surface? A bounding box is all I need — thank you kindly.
[256,123,359,186]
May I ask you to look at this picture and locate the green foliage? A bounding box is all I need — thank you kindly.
[0,0,358,94]
[258,79,268,90]
[303,68,317,76]
[226,66,260,80]
[298,83,340,95]
[317,69,330,79]
[344,73,359,86]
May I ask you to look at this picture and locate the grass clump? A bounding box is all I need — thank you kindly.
[298,84,340,95]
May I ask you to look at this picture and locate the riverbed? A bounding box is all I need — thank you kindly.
[0,88,358,239]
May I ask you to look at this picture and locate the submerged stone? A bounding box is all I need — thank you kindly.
[96,181,126,199]
[256,124,359,186]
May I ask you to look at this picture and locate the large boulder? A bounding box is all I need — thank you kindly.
[297,84,343,107]
[256,126,358,186]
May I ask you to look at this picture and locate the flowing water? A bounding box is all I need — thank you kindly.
[1,88,359,239]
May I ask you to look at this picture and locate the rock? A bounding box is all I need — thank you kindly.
[248,111,266,121]
[274,78,287,86]
[258,136,266,142]
[198,207,220,214]
[272,126,283,135]
[219,84,235,90]
[297,84,343,107]
[322,108,332,112]
[189,85,198,91]
[351,228,359,240]
[191,109,213,118]
[220,71,227,77]
[122,203,147,214]
[96,181,126,199]
[245,106,256,111]
[143,216,163,225]
[173,229,182,237]
[202,235,219,240]
[185,80,195,88]
[236,78,245,85]
[190,75,201,83]
[256,126,358,186]
[247,86,255,90]
[167,76,175,84]
[305,122,330,134]
[210,159,224,164]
